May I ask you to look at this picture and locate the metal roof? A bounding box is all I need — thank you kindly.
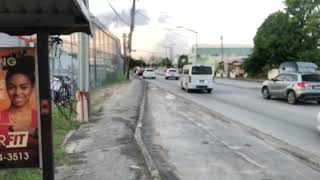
[0,0,92,35]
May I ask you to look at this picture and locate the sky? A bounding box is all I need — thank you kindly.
[89,0,285,58]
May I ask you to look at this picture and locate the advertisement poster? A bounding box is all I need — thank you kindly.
[0,48,40,168]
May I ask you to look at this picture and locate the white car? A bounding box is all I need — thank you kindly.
[143,68,156,79]
[181,64,214,93]
[165,68,180,80]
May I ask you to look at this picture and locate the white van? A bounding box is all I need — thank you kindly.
[181,64,214,93]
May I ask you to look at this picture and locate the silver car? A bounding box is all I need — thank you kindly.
[261,72,320,104]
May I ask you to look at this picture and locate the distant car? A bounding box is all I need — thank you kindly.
[135,67,143,76]
[143,68,156,79]
[165,68,180,80]
[261,72,320,104]
[181,64,214,93]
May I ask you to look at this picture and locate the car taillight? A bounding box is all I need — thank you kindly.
[189,76,192,83]
[296,82,310,88]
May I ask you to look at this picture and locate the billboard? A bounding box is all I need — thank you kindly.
[0,48,40,168]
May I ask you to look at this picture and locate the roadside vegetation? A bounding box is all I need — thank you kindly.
[243,0,320,77]
[91,71,128,113]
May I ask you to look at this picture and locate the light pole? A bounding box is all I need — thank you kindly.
[163,43,175,67]
[176,26,198,63]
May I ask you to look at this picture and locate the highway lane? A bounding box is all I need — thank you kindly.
[143,81,320,180]
[146,75,320,158]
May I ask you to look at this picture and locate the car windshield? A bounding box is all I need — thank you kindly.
[302,74,320,82]
[192,66,212,75]
[146,69,154,72]
[169,70,177,72]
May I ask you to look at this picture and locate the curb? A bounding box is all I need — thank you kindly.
[61,129,76,148]
[134,82,162,180]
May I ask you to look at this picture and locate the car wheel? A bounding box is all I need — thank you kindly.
[186,84,191,93]
[181,82,185,90]
[176,77,179,80]
[207,89,212,93]
[287,91,297,105]
[165,77,168,80]
[262,87,271,99]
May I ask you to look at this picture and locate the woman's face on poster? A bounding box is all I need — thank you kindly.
[6,74,33,108]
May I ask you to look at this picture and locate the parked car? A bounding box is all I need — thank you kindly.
[261,72,320,104]
[165,68,180,80]
[181,64,214,93]
[279,61,318,73]
[143,68,156,79]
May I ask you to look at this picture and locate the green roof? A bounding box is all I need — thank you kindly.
[198,47,252,57]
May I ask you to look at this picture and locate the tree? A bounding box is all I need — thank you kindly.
[129,58,146,68]
[178,55,188,68]
[243,1,320,76]
[243,11,297,76]
[158,58,172,68]
[285,0,320,58]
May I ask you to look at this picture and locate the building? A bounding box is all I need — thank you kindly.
[190,44,253,77]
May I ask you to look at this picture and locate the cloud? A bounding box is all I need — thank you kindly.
[135,9,150,25]
[97,9,150,28]
[158,13,171,24]
[156,32,190,57]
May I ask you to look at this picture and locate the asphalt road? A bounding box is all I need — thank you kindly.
[143,79,320,180]
[145,75,320,160]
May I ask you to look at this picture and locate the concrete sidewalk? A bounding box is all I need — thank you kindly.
[55,79,150,180]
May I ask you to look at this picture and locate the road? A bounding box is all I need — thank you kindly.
[142,76,320,179]
[146,75,320,158]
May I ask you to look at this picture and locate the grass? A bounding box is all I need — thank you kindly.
[90,71,128,100]
[112,71,128,84]
[0,107,80,180]
[92,71,128,95]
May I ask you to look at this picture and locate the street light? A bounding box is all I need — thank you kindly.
[176,26,198,63]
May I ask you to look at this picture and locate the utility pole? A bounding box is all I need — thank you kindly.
[221,35,228,77]
[123,33,127,74]
[169,47,173,67]
[127,0,136,79]
[195,32,198,63]
[221,35,224,63]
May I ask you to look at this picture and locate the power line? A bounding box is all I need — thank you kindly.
[106,0,130,26]
[136,10,150,21]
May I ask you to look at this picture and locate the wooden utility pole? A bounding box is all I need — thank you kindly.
[127,0,136,79]
[123,33,127,74]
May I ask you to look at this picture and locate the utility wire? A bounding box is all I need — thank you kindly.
[136,9,150,21]
[106,0,130,26]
